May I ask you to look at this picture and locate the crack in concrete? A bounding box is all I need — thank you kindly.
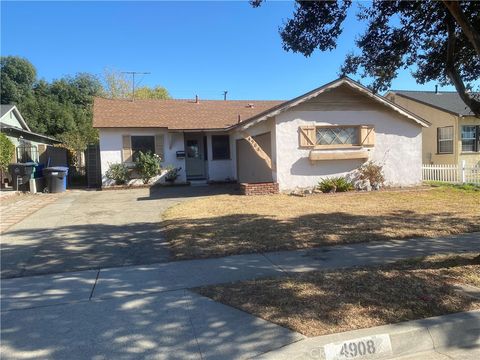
[89,270,101,300]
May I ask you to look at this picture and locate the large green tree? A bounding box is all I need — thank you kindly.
[253,0,480,116]
[0,56,36,105]
[1,56,103,150]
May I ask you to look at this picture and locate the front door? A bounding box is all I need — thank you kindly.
[185,134,206,179]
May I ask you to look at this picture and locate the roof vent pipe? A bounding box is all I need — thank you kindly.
[435,85,438,94]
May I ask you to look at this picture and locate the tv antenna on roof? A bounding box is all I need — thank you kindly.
[223,90,228,101]
[121,71,150,100]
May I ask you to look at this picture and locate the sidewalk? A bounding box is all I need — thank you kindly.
[2,232,478,311]
[1,232,479,359]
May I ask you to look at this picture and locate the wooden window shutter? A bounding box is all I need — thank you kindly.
[359,125,375,147]
[122,135,132,162]
[299,126,316,148]
[155,134,165,161]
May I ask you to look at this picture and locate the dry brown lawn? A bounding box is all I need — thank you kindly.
[195,253,480,337]
[163,187,480,260]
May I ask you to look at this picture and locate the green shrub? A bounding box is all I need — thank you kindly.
[0,133,15,172]
[318,177,354,193]
[105,163,130,185]
[135,151,161,184]
[357,161,385,188]
[164,165,181,183]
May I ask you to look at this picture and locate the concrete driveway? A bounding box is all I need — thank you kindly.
[0,185,235,279]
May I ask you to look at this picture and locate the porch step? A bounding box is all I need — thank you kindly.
[189,179,208,187]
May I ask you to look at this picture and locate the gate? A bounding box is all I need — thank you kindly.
[86,144,101,188]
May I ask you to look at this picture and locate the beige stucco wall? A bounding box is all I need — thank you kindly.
[387,93,458,164]
[458,116,480,167]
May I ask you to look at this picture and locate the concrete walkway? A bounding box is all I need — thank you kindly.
[1,232,479,359]
[1,289,304,360]
[3,231,478,311]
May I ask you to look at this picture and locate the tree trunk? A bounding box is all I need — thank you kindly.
[445,18,480,117]
[443,1,480,57]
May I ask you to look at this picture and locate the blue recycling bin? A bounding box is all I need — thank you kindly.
[43,166,69,193]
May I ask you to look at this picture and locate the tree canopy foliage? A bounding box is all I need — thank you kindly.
[1,56,103,150]
[102,68,170,100]
[1,57,171,151]
[0,56,36,105]
[253,0,480,116]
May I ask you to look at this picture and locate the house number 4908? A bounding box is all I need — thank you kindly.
[339,340,376,358]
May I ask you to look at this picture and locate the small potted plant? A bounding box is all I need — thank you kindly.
[164,166,181,184]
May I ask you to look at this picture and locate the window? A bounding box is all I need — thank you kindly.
[131,136,155,161]
[461,125,479,152]
[212,135,230,160]
[316,127,359,146]
[437,126,453,154]
[186,140,200,158]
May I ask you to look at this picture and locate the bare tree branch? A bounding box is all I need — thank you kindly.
[445,17,480,117]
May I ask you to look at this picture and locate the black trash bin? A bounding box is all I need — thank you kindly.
[44,167,69,193]
[8,163,36,191]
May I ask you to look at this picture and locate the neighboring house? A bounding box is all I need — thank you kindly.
[0,105,60,163]
[386,90,480,167]
[93,77,429,191]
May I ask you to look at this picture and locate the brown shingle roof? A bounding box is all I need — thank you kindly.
[93,97,284,130]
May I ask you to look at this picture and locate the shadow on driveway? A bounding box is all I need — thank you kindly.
[1,185,237,279]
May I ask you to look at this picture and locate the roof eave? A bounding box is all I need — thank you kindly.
[0,105,32,132]
[0,123,60,143]
[388,92,464,117]
[230,77,430,130]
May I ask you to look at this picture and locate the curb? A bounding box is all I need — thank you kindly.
[256,310,480,360]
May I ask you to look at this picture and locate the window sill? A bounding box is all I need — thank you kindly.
[211,158,231,161]
[460,152,479,154]
[436,153,454,155]
[314,145,363,150]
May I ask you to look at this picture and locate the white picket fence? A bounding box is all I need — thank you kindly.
[422,160,480,184]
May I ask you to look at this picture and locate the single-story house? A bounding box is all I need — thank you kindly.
[0,104,60,163]
[385,89,480,167]
[93,77,429,192]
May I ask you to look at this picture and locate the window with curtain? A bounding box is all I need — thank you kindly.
[437,126,453,154]
[212,135,230,160]
[461,125,479,152]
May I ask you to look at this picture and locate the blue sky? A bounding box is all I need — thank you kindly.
[1,1,456,100]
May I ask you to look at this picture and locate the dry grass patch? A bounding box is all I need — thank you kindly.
[195,253,480,337]
[163,187,480,260]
